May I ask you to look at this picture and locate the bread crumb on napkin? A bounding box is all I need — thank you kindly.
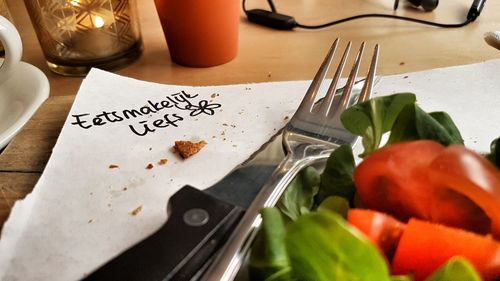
[174,140,207,159]
[109,164,119,169]
[130,205,143,216]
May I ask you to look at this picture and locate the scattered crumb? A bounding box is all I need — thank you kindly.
[146,163,154,170]
[158,159,168,165]
[222,123,229,126]
[210,93,220,98]
[245,87,252,91]
[123,187,128,191]
[130,205,143,216]
[221,131,226,136]
[399,62,405,65]
[403,75,409,79]
[212,135,216,138]
[267,72,272,77]
[232,145,237,147]
[149,147,152,151]
[284,116,289,121]
[88,219,93,224]
[223,138,227,141]
[109,164,119,169]
[230,124,236,128]
[174,140,207,159]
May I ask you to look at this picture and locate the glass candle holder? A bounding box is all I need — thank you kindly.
[23,0,143,76]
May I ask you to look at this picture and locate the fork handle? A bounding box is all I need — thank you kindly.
[201,154,323,281]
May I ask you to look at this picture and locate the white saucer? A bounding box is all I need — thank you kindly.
[0,61,49,149]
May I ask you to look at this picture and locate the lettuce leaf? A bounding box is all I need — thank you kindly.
[285,211,391,281]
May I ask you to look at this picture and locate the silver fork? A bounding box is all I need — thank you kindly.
[202,38,379,281]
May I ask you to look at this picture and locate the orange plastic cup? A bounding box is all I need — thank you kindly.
[154,0,240,67]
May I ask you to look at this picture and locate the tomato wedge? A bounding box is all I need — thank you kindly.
[392,218,500,281]
[428,145,500,237]
[354,140,500,238]
[347,209,406,259]
[353,140,444,221]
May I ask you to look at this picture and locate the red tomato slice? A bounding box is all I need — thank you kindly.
[354,140,500,238]
[353,140,445,221]
[347,209,406,259]
[428,145,500,238]
[392,219,500,281]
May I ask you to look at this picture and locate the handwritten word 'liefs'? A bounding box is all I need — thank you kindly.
[70,91,222,137]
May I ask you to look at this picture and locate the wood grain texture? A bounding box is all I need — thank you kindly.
[0,173,40,231]
[0,96,74,172]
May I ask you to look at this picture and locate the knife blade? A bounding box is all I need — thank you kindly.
[83,139,282,281]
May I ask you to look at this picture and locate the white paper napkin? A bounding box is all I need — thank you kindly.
[0,69,311,280]
[1,59,500,280]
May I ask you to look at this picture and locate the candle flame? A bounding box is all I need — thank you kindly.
[94,16,105,28]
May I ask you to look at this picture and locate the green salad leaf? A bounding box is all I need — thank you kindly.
[387,104,464,146]
[278,166,320,220]
[341,93,465,157]
[249,208,291,281]
[340,93,416,157]
[427,111,464,144]
[317,144,356,206]
[262,267,295,281]
[317,196,350,218]
[425,257,482,281]
[285,211,392,281]
[486,137,500,168]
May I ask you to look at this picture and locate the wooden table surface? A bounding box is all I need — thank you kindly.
[0,0,499,229]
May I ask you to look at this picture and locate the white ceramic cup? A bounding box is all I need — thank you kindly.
[0,15,22,86]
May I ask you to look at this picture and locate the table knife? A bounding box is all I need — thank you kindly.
[83,140,281,281]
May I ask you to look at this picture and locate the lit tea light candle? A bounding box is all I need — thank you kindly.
[24,0,142,75]
[94,16,105,28]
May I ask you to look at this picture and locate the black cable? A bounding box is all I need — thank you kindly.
[242,0,478,30]
[266,0,277,12]
[295,13,472,29]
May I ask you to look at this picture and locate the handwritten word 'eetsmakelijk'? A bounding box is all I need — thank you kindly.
[70,91,222,137]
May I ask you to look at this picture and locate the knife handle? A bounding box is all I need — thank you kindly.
[83,185,244,281]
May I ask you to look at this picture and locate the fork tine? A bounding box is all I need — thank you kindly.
[332,42,366,114]
[318,41,352,116]
[358,44,380,103]
[296,38,339,113]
